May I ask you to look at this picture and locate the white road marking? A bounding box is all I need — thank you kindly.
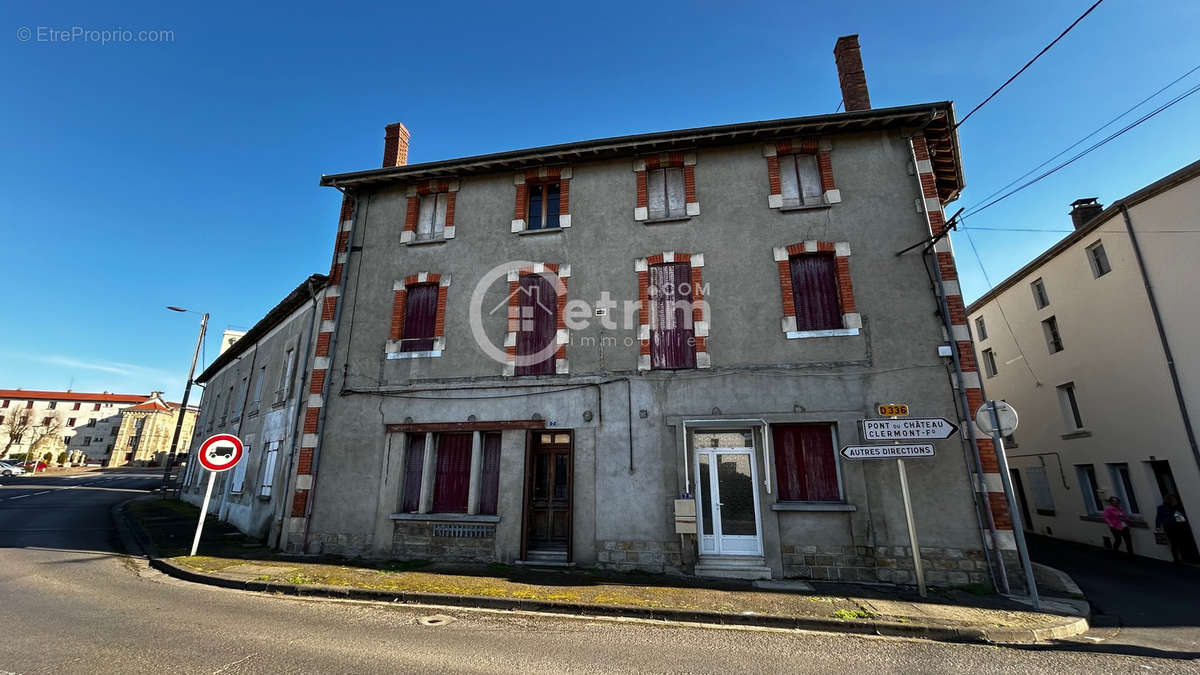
[9,494,30,499]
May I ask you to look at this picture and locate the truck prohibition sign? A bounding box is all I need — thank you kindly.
[860,417,958,441]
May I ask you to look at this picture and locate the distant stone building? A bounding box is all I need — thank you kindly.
[0,389,146,464]
[110,392,198,467]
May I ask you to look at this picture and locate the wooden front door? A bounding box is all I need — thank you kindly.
[523,431,573,559]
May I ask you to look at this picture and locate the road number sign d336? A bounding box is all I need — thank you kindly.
[877,404,910,417]
[860,417,958,441]
[841,444,935,460]
[197,434,244,472]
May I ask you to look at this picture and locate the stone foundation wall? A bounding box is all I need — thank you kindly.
[391,520,496,563]
[306,531,371,557]
[595,540,684,574]
[781,544,993,587]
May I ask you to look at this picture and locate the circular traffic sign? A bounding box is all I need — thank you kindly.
[975,400,1019,436]
[198,434,244,472]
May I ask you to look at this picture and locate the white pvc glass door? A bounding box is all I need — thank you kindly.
[696,447,763,556]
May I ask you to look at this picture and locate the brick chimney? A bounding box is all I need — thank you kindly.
[833,35,871,111]
[382,122,410,168]
[1069,198,1104,229]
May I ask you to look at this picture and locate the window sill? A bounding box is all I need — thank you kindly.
[1035,508,1055,516]
[390,513,500,523]
[1061,430,1092,440]
[642,215,691,225]
[386,349,443,360]
[407,237,447,247]
[780,203,833,213]
[771,501,856,512]
[1079,514,1148,528]
[786,328,860,339]
[516,227,564,237]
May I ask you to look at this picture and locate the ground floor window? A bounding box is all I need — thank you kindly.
[400,431,503,515]
[771,423,840,502]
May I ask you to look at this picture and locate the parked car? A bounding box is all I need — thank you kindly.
[21,461,48,472]
[0,461,27,477]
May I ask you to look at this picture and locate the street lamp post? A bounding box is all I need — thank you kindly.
[161,306,208,496]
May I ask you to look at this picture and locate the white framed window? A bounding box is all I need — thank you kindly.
[982,348,998,378]
[417,193,449,241]
[975,316,988,341]
[779,153,822,208]
[258,441,279,497]
[275,347,295,405]
[647,167,686,220]
[1087,241,1111,277]
[1076,464,1102,515]
[1057,382,1085,431]
[1031,278,1049,309]
[250,366,265,413]
[1107,463,1141,515]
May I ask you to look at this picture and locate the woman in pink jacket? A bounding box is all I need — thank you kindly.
[1104,496,1134,557]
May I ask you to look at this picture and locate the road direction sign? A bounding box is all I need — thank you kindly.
[840,444,936,460]
[197,434,243,472]
[877,404,910,417]
[860,417,958,441]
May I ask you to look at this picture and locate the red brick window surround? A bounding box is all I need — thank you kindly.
[502,263,570,376]
[634,252,710,371]
[386,273,452,358]
[402,180,460,244]
[773,241,860,338]
[633,153,698,222]
[511,167,571,233]
[763,138,840,210]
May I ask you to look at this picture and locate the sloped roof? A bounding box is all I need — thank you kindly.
[0,389,147,404]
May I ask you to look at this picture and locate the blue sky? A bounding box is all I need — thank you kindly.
[2,1,1197,400]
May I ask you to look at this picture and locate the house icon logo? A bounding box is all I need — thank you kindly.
[471,261,567,368]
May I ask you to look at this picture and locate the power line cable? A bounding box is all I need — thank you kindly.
[969,63,1200,208]
[961,80,1200,219]
[957,0,1105,127]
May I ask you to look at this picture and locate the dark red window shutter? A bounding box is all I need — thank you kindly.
[789,254,842,331]
[650,263,696,369]
[515,274,557,375]
[432,433,472,513]
[402,284,438,352]
[401,433,425,512]
[772,424,840,501]
[479,432,502,515]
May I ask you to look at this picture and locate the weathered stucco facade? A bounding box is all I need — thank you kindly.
[181,275,327,542]
[267,38,1021,588]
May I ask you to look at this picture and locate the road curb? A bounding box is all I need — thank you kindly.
[144,554,1087,644]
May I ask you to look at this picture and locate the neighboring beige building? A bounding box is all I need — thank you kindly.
[0,389,147,464]
[220,329,247,355]
[967,159,1200,562]
[110,392,198,467]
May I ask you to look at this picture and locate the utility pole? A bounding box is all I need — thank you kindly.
[161,308,208,496]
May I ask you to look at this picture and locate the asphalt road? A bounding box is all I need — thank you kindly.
[1029,532,1200,655]
[1,472,1196,673]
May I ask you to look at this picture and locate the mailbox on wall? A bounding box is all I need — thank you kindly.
[673,499,696,534]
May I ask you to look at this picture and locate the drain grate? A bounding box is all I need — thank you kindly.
[418,614,455,627]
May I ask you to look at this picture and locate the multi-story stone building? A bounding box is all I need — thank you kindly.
[967,160,1200,563]
[0,389,146,464]
[248,35,1020,588]
[109,392,198,467]
[181,275,328,544]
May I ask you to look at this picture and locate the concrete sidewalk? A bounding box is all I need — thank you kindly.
[120,497,1090,644]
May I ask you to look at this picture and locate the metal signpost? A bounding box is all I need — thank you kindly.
[975,400,1040,609]
[844,411,957,599]
[190,434,244,556]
